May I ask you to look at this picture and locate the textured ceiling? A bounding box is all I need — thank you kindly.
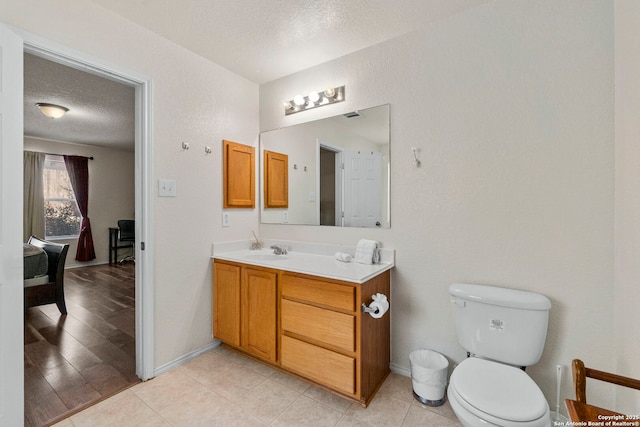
[24,53,135,151]
[25,0,491,150]
[88,0,491,84]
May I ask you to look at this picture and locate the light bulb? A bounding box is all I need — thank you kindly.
[308,91,320,104]
[293,95,306,106]
[324,87,336,98]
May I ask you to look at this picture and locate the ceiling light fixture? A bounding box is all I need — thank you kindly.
[284,85,345,116]
[36,103,69,119]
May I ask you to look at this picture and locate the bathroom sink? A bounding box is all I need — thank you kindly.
[244,253,287,261]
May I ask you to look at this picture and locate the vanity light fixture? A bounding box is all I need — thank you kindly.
[36,103,69,119]
[284,85,345,116]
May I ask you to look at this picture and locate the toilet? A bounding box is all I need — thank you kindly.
[448,283,552,427]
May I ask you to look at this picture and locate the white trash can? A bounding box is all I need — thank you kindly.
[409,350,448,406]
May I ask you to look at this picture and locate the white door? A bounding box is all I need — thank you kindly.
[343,150,382,227]
[0,24,25,426]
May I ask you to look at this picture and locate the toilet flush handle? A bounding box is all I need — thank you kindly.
[451,299,466,308]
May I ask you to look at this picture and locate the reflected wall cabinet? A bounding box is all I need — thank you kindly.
[263,150,288,208]
[223,140,255,208]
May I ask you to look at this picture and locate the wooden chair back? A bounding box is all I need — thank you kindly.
[572,359,640,404]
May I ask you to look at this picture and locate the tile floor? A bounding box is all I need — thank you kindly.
[53,344,463,426]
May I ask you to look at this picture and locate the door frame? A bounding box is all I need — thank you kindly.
[15,27,155,381]
[317,139,344,226]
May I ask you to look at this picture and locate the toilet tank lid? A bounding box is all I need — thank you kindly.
[450,283,551,311]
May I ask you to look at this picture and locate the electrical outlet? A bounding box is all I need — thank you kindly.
[158,179,176,197]
[222,212,230,227]
[283,212,288,223]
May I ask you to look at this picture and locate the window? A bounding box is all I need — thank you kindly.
[43,155,81,239]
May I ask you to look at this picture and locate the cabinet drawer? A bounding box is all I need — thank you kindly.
[281,335,355,395]
[281,299,355,352]
[281,275,355,312]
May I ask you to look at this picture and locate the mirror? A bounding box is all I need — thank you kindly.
[259,104,390,228]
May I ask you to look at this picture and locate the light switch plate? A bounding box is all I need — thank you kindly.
[158,179,176,197]
[222,212,230,227]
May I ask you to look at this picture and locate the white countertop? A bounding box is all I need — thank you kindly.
[212,239,394,284]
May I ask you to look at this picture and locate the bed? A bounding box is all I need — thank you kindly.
[23,243,49,286]
[24,236,69,314]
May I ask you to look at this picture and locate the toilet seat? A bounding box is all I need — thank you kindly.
[449,358,549,426]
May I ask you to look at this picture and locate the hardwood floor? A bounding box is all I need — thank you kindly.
[24,262,139,427]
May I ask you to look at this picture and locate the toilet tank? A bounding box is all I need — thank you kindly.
[450,283,551,367]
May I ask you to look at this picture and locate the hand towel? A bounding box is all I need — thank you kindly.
[335,252,353,263]
[354,239,380,264]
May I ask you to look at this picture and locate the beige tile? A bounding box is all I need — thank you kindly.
[272,395,343,427]
[176,349,240,384]
[196,403,269,427]
[376,372,414,403]
[303,386,352,413]
[402,404,463,426]
[240,356,278,377]
[214,345,255,365]
[156,387,230,425]
[51,419,73,427]
[68,389,165,427]
[270,370,311,394]
[239,378,301,424]
[131,369,207,412]
[203,363,267,403]
[336,396,411,427]
[412,397,458,420]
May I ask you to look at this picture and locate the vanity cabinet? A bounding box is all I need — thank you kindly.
[241,267,277,362]
[212,259,391,406]
[212,262,241,346]
[279,271,390,403]
[213,261,277,362]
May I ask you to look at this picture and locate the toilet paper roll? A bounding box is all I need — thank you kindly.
[367,294,389,318]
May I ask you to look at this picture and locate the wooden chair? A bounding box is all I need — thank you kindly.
[572,359,640,404]
[24,235,69,314]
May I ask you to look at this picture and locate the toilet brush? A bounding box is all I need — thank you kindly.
[555,365,562,421]
[550,364,568,422]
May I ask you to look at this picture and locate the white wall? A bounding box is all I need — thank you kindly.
[261,0,618,413]
[1,0,259,368]
[614,0,640,414]
[24,137,135,267]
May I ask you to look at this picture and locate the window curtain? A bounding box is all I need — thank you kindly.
[63,155,96,261]
[23,151,45,242]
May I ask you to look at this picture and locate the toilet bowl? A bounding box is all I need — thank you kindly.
[447,358,550,427]
[448,284,552,427]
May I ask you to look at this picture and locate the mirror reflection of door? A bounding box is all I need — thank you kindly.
[343,150,382,227]
[319,145,341,226]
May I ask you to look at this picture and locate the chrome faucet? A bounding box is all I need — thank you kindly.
[270,244,288,255]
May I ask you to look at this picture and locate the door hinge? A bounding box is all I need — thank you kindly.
[141,241,145,250]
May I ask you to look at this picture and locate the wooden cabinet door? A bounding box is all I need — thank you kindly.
[213,262,241,346]
[264,150,288,208]
[223,140,255,208]
[241,268,277,362]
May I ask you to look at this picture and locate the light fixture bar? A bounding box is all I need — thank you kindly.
[284,85,345,116]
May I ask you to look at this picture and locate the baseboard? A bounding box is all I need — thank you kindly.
[153,341,222,377]
[390,362,411,377]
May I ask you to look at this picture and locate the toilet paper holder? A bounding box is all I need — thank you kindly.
[361,303,379,314]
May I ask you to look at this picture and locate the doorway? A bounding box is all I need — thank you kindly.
[22,51,143,425]
[3,28,155,425]
[318,142,344,227]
